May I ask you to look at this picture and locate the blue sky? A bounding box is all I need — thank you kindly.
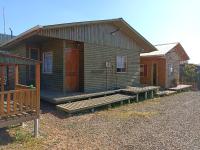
[1,0,199,63]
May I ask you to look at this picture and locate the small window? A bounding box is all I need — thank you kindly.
[140,64,147,77]
[116,56,127,73]
[43,52,53,74]
[168,64,173,76]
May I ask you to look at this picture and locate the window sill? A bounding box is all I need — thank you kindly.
[116,72,127,74]
[42,72,53,75]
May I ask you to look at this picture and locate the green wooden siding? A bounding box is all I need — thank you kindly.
[84,42,140,92]
[40,39,64,91]
[39,23,137,50]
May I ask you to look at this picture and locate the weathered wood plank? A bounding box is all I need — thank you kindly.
[7,93,11,114]
[168,84,192,91]
[57,94,135,113]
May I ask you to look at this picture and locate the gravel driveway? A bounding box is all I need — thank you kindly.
[0,91,200,150]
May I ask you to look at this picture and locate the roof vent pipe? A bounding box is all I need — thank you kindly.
[9,28,13,39]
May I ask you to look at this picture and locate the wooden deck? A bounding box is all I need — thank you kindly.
[168,84,192,92]
[121,86,160,102]
[41,89,121,104]
[0,88,39,128]
[0,111,37,128]
[156,90,177,97]
[57,94,135,114]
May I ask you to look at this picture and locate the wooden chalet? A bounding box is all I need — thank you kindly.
[0,51,40,137]
[0,18,156,103]
[140,42,189,88]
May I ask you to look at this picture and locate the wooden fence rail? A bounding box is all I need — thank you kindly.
[0,89,38,117]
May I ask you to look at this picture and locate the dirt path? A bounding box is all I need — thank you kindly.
[0,91,200,150]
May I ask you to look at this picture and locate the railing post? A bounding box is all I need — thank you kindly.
[35,63,40,116]
[34,63,40,137]
[14,65,19,89]
[34,119,39,137]
[0,65,4,92]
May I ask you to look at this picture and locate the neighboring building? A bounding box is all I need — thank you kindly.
[140,42,189,88]
[0,33,13,45]
[0,18,156,93]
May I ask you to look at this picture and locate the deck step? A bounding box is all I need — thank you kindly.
[168,84,192,92]
[156,90,177,97]
[56,94,135,113]
[46,90,121,104]
[121,86,159,94]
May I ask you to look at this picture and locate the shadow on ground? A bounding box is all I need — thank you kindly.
[0,128,14,146]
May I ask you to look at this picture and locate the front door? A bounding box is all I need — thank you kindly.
[65,49,80,92]
[152,63,157,86]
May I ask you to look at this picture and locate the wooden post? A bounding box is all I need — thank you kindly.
[14,65,19,89]
[35,63,40,117]
[128,99,131,104]
[136,94,139,102]
[120,101,123,105]
[145,92,148,99]
[151,90,154,99]
[0,65,4,92]
[35,63,40,137]
[108,104,111,109]
[34,119,39,137]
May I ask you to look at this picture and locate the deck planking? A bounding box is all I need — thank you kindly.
[57,94,135,113]
[168,84,192,92]
[121,86,160,94]
[42,89,121,104]
[156,90,177,97]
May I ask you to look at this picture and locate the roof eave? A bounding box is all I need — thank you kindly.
[0,25,42,49]
[140,54,165,58]
[119,18,156,52]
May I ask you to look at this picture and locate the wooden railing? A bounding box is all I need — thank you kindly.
[0,88,39,117]
[15,84,32,90]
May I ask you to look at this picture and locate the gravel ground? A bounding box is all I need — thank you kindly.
[0,91,200,150]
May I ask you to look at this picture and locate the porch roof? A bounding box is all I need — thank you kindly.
[0,51,40,65]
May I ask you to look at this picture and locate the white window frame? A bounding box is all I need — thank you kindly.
[42,52,53,74]
[116,55,127,73]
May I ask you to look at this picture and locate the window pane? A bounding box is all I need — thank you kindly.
[116,56,127,72]
[43,52,52,73]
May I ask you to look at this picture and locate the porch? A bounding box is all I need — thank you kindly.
[0,52,40,137]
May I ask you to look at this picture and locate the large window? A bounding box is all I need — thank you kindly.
[140,64,147,77]
[116,56,127,73]
[43,52,53,74]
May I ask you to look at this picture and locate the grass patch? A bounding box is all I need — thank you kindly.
[1,127,44,150]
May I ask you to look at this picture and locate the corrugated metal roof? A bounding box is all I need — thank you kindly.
[141,42,178,57]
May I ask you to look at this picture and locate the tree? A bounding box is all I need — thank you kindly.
[182,64,198,82]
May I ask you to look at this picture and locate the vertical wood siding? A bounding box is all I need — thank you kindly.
[84,42,140,92]
[39,23,136,50]
[140,57,166,88]
[40,39,64,91]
